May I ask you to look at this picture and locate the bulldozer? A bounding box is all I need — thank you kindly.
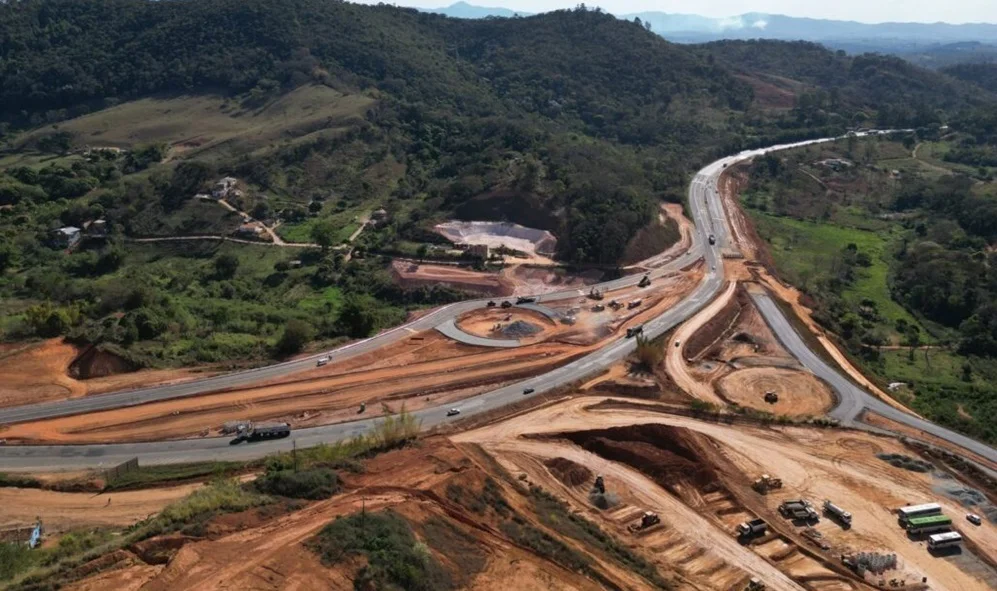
[628,511,661,533]
[764,391,779,404]
[752,474,783,494]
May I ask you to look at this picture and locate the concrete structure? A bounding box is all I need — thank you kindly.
[51,226,82,249]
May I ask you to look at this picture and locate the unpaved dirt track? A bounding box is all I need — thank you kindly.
[717,367,835,416]
[665,281,736,405]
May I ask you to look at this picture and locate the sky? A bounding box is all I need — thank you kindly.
[376,0,997,25]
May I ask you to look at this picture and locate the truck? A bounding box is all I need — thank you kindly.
[627,299,643,310]
[229,422,291,445]
[516,296,536,304]
[737,518,767,538]
[626,326,644,338]
[638,274,651,288]
[592,304,605,312]
[779,500,819,523]
[587,288,604,300]
[823,500,852,527]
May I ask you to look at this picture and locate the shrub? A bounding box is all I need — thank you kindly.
[254,468,339,500]
[310,510,454,591]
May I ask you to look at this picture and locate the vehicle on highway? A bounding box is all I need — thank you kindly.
[230,423,291,445]
[316,356,330,367]
[626,326,643,338]
[523,388,535,395]
[500,301,513,308]
[638,274,651,288]
[446,408,461,417]
[487,301,496,307]
[967,513,982,526]
[708,234,716,245]
[516,296,537,304]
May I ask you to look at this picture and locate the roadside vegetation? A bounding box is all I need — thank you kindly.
[742,133,997,444]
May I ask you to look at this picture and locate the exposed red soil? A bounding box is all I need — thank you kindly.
[391,260,514,296]
[544,457,593,487]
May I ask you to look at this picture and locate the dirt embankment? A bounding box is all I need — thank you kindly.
[0,339,212,409]
[560,424,721,494]
[544,457,593,488]
[391,260,514,296]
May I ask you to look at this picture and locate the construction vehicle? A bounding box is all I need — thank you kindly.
[628,511,661,532]
[592,304,605,312]
[751,474,783,494]
[594,475,605,494]
[229,422,291,445]
[779,500,819,523]
[638,274,651,288]
[823,500,852,526]
[516,296,536,304]
[500,300,513,308]
[587,288,604,300]
[358,402,366,414]
[486,300,496,307]
[737,518,767,538]
[626,325,644,338]
[447,408,461,417]
[764,391,779,403]
[744,579,766,591]
[708,234,716,245]
[608,300,623,310]
[627,299,642,309]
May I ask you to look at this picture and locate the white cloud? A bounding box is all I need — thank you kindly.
[751,19,769,28]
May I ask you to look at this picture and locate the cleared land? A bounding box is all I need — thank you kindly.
[18,85,374,161]
[717,367,835,416]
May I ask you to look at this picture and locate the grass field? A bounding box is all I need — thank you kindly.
[750,212,929,343]
[16,85,374,162]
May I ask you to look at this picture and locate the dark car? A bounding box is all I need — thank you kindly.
[487,301,496,307]
[500,301,513,308]
[523,387,535,395]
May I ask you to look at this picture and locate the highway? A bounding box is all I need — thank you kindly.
[751,292,997,464]
[5,130,990,470]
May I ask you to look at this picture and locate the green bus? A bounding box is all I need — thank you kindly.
[906,514,952,535]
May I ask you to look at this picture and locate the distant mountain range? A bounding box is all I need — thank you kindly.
[424,3,997,60]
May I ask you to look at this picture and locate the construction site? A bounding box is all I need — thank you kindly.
[1,138,996,591]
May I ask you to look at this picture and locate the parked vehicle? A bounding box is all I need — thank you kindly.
[737,518,767,538]
[967,513,982,526]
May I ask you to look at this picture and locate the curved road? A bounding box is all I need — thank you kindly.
[5,130,992,470]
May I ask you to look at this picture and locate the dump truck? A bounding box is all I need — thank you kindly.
[779,500,819,523]
[763,391,779,404]
[626,326,644,338]
[823,500,852,526]
[229,422,291,445]
[638,274,651,288]
[751,474,783,494]
[628,511,661,532]
[737,518,767,538]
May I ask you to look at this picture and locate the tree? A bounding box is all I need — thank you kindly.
[905,325,921,360]
[311,221,336,252]
[634,334,662,372]
[214,253,240,279]
[276,319,314,356]
[337,293,381,338]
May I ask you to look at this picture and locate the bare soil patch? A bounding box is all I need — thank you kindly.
[391,260,513,296]
[717,367,835,416]
[544,457,593,488]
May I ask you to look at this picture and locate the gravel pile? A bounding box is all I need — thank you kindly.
[501,320,542,338]
[876,453,934,473]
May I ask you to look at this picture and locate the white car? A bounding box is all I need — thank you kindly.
[967,513,982,526]
[316,356,330,367]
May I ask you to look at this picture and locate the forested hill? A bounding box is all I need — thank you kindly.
[0,0,992,263]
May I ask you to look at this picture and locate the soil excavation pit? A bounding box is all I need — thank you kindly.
[717,367,835,416]
[456,308,555,341]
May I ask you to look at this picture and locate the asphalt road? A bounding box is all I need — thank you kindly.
[7,130,974,470]
[751,292,997,464]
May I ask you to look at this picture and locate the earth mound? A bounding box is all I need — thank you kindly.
[500,320,542,338]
